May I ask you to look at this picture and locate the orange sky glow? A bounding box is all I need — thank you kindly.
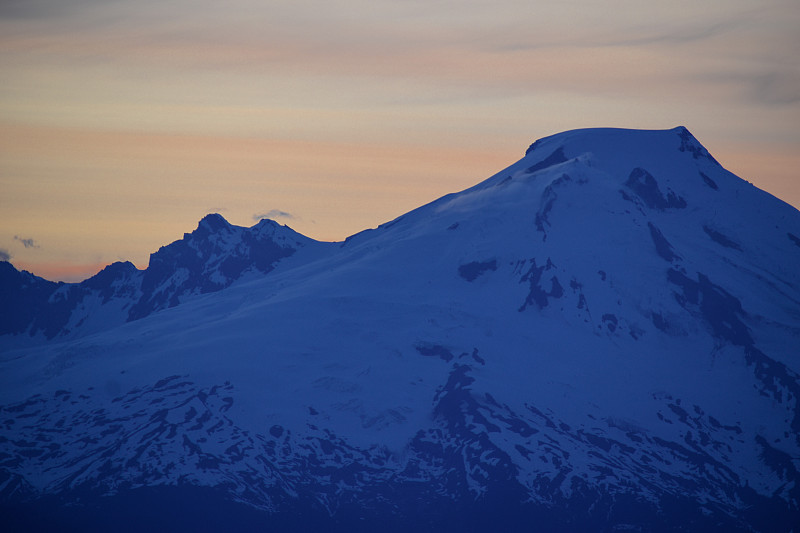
[1,0,798,282]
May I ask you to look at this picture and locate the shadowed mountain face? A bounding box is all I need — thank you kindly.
[1,127,799,532]
[0,214,327,340]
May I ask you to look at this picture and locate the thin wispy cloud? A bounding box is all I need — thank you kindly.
[254,210,295,222]
[4,0,794,116]
[14,235,40,249]
[752,72,800,106]
[594,17,745,48]
[0,248,11,261]
[694,69,800,110]
[0,0,118,20]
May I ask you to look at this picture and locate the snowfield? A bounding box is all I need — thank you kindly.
[1,127,799,532]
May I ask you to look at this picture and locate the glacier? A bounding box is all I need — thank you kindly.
[1,126,799,532]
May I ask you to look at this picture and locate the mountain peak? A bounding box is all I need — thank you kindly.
[2,127,799,532]
[525,126,705,156]
[674,125,720,165]
[196,212,231,234]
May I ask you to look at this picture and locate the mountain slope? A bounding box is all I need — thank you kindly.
[1,127,799,532]
[0,214,330,343]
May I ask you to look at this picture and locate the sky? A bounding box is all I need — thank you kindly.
[1,0,798,282]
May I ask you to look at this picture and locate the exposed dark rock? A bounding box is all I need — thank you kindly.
[625,168,687,210]
[703,226,742,251]
[667,269,751,346]
[527,147,568,174]
[0,216,310,340]
[699,171,719,190]
[677,127,720,165]
[518,258,563,311]
[648,222,680,262]
[415,343,455,362]
[458,260,497,282]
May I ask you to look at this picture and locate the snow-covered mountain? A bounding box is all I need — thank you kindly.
[0,214,329,342]
[1,127,799,532]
